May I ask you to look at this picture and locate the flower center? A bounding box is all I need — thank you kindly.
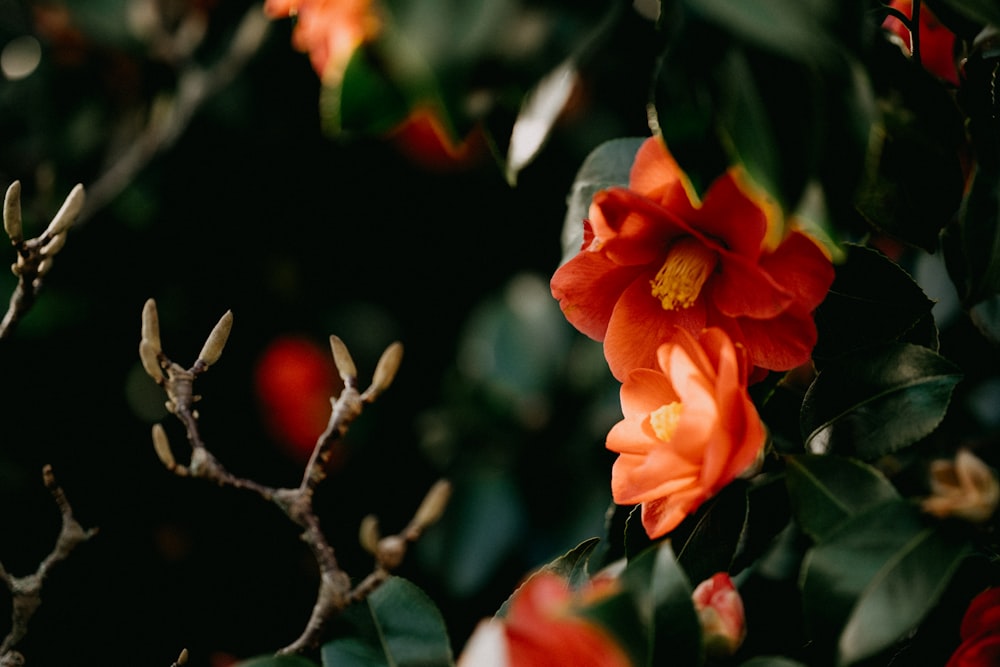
[650,402,683,442]
[650,237,717,310]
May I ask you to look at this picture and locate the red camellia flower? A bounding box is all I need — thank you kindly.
[607,327,766,539]
[457,571,632,667]
[883,0,960,86]
[253,335,340,463]
[946,587,1000,667]
[264,0,381,83]
[550,136,834,381]
[692,573,747,658]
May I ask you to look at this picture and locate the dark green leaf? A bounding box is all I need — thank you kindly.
[673,481,749,585]
[321,577,454,667]
[813,244,937,362]
[801,343,962,459]
[236,656,319,667]
[559,137,644,265]
[324,42,421,137]
[496,537,601,618]
[944,163,1000,306]
[800,500,972,665]
[928,0,1000,31]
[784,454,900,542]
[970,293,1000,345]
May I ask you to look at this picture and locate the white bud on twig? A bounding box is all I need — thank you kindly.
[4,180,22,244]
[359,514,380,555]
[41,231,67,257]
[36,257,52,277]
[329,335,357,384]
[140,339,165,383]
[141,298,161,352]
[362,342,403,401]
[44,183,85,237]
[152,424,175,470]
[174,647,189,666]
[413,479,452,530]
[197,310,233,368]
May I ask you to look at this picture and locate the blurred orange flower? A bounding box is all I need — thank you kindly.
[264,0,381,83]
[550,136,833,381]
[607,327,765,539]
[457,572,632,667]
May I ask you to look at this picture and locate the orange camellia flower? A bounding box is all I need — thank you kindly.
[457,572,632,667]
[550,136,834,381]
[607,327,766,539]
[263,0,381,83]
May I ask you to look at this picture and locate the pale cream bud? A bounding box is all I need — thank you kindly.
[4,180,22,244]
[41,231,67,257]
[141,298,161,352]
[44,183,84,237]
[363,342,403,401]
[376,535,406,570]
[197,310,233,368]
[359,514,380,555]
[176,648,189,666]
[139,339,164,383]
[922,448,1000,524]
[36,257,52,277]
[152,424,175,470]
[329,335,357,384]
[413,479,452,530]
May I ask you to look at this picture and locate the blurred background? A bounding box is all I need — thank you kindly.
[0,0,661,664]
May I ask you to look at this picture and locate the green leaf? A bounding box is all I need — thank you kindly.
[559,137,644,265]
[800,500,972,665]
[784,454,900,542]
[943,163,1000,307]
[970,293,1000,345]
[236,657,319,667]
[801,343,962,460]
[928,0,1000,31]
[812,244,937,363]
[321,577,454,667]
[673,481,749,586]
[496,537,601,618]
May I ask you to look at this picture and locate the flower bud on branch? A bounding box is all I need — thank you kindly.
[3,182,22,246]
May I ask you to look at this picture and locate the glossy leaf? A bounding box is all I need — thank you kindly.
[801,343,962,459]
[812,244,937,362]
[496,537,600,618]
[506,60,579,184]
[970,293,1000,345]
[673,481,749,586]
[321,577,454,667]
[784,454,900,542]
[800,500,972,665]
[559,137,644,265]
[944,162,1000,307]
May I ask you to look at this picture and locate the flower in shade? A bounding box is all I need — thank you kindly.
[883,0,960,86]
[946,587,1000,667]
[457,572,632,667]
[692,573,747,658]
[550,136,834,381]
[607,326,766,539]
[264,0,381,83]
[921,448,1000,524]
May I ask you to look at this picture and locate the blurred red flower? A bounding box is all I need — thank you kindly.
[253,335,340,462]
[458,572,632,667]
[883,0,960,86]
[946,587,1000,667]
[607,327,765,539]
[264,0,381,83]
[550,136,833,381]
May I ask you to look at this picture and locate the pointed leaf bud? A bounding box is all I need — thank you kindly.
[44,183,85,237]
[140,339,165,383]
[176,648,189,666]
[376,535,406,570]
[413,479,451,530]
[329,334,357,384]
[197,310,233,368]
[4,180,22,244]
[41,231,67,257]
[36,257,53,277]
[152,424,176,470]
[359,514,380,554]
[363,341,403,401]
[141,298,161,352]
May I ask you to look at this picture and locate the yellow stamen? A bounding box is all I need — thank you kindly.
[650,402,683,442]
[650,237,717,310]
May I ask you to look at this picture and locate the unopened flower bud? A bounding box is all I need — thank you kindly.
[140,339,164,383]
[922,448,1000,523]
[197,310,233,368]
[413,479,451,530]
[359,514,380,554]
[141,298,161,352]
[363,341,403,401]
[44,183,85,237]
[175,648,189,666]
[152,424,175,470]
[4,180,22,244]
[376,535,407,570]
[36,257,52,277]
[41,231,67,257]
[329,334,357,384]
[692,573,746,658]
